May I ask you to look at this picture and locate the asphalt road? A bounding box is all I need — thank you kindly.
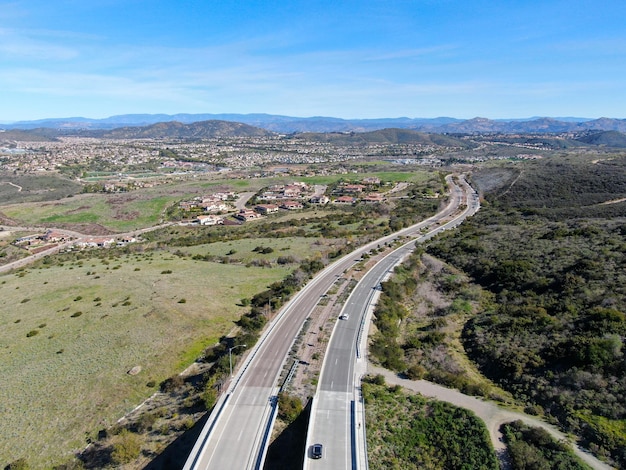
[304,175,479,469]
[185,174,478,470]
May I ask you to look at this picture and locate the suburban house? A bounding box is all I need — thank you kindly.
[342,184,366,194]
[280,200,303,210]
[179,200,199,211]
[362,177,381,185]
[258,182,308,200]
[196,214,224,226]
[362,193,384,203]
[234,209,261,221]
[117,236,137,245]
[283,184,306,197]
[42,230,72,242]
[310,195,330,204]
[255,204,280,215]
[334,196,357,204]
[76,237,116,248]
[201,201,229,212]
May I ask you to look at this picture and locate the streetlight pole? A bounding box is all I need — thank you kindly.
[229,344,247,377]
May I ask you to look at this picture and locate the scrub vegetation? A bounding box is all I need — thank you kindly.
[502,421,591,470]
[426,155,626,468]
[363,376,498,470]
[366,154,626,468]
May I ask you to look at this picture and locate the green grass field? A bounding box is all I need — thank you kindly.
[0,175,266,232]
[0,250,290,468]
[0,169,440,467]
[179,236,328,263]
[2,192,179,232]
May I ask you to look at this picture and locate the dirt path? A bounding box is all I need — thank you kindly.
[0,181,23,191]
[368,365,615,470]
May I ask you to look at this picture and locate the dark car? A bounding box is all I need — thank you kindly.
[311,443,323,459]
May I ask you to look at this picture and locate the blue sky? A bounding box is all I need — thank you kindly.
[1,0,625,121]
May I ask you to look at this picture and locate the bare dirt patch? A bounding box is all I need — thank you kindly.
[65,205,92,214]
[47,222,117,235]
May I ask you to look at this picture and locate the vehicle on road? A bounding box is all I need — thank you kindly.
[311,443,323,459]
[339,314,349,320]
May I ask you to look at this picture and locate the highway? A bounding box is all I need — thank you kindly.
[184,174,478,470]
[304,175,479,469]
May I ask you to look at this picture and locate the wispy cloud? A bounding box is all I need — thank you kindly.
[0,28,80,60]
[362,45,459,62]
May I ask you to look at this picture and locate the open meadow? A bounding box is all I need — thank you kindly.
[0,245,298,468]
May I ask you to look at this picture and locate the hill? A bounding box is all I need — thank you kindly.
[101,120,274,139]
[291,128,472,147]
[576,130,626,148]
[0,129,57,142]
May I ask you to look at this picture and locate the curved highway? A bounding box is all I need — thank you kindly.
[184,174,478,470]
[304,175,479,469]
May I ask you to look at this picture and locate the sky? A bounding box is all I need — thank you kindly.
[1,0,626,122]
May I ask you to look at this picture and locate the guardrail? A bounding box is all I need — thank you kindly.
[183,393,232,470]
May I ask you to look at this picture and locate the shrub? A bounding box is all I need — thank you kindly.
[70,311,83,318]
[160,375,185,393]
[406,364,427,380]
[26,330,39,338]
[202,384,218,410]
[160,270,172,274]
[6,458,30,470]
[277,393,303,424]
[369,374,386,386]
[135,412,157,433]
[111,429,142,465]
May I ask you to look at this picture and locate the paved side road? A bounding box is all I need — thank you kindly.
[368,365,615,470]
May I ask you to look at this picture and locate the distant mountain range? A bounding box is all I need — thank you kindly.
[3,113,626,134]
[3,119,626,149]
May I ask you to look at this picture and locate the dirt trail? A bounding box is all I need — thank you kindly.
[368,365,615,470]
